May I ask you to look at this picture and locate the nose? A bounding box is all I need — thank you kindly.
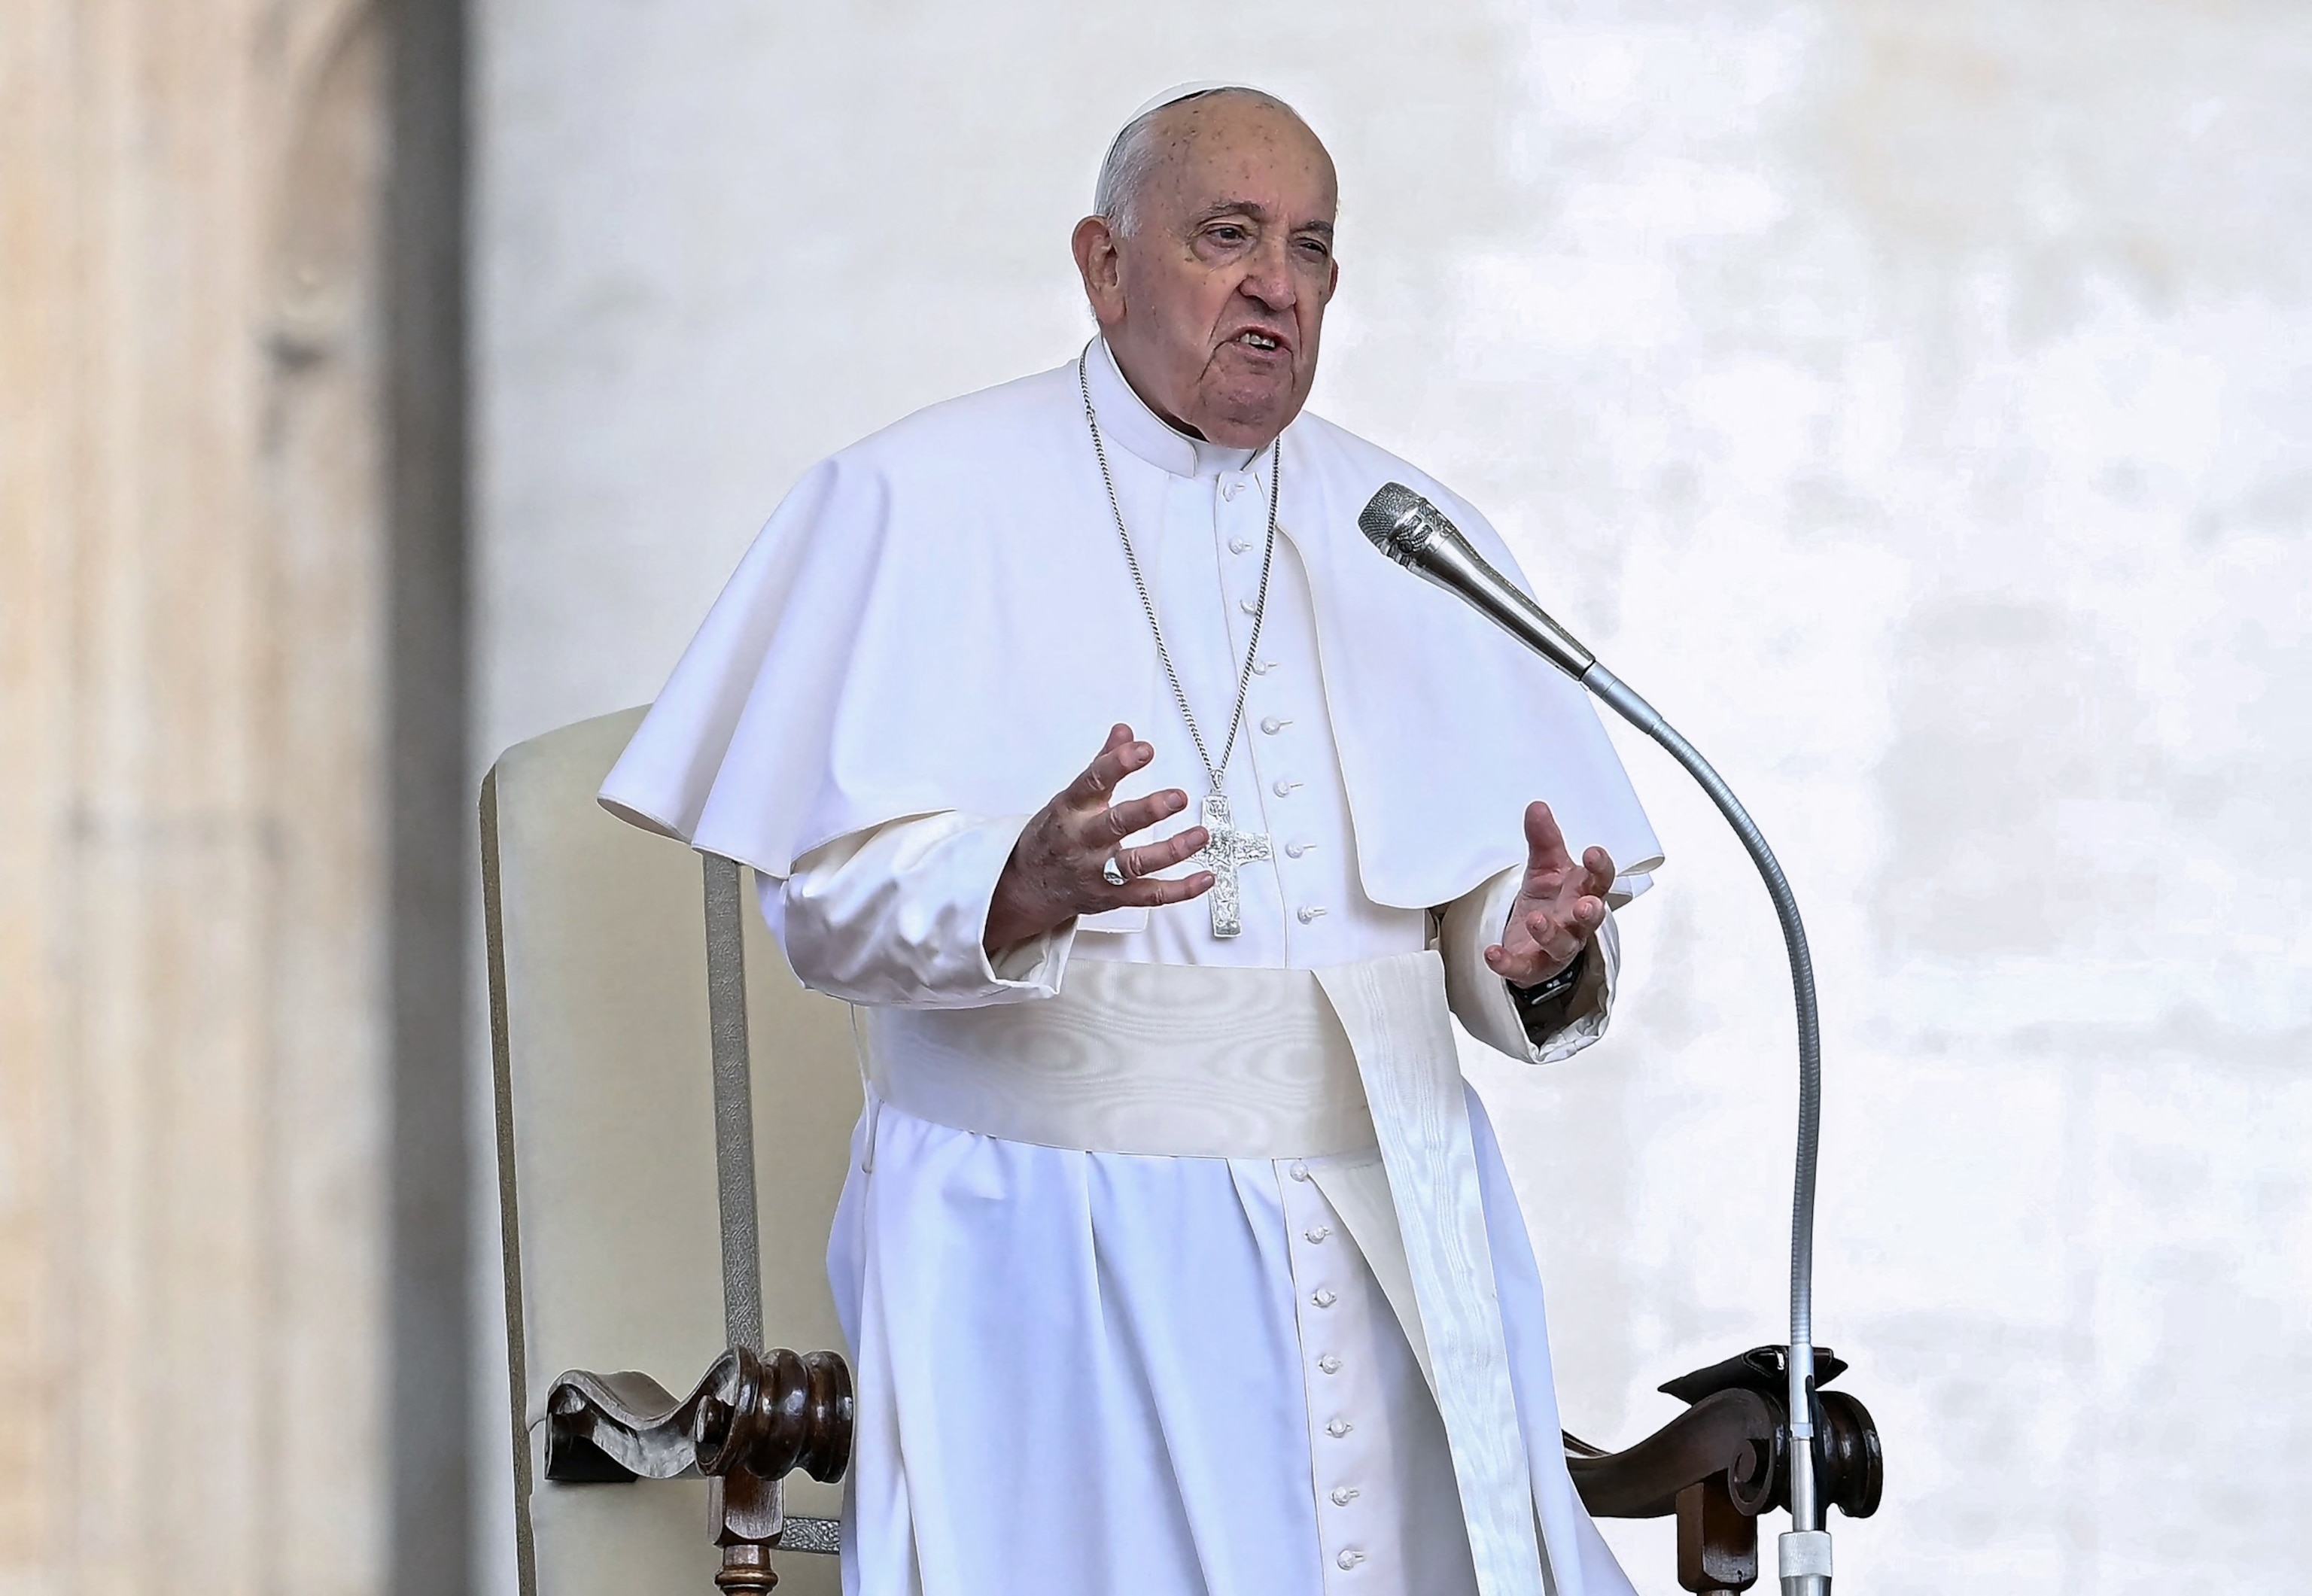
[1240,234,1297,312]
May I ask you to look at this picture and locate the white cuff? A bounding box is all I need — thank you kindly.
[771,812,1076,1008]
[1437,865,1621,1065]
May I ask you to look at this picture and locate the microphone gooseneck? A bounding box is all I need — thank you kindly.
[1361,484,1835,1595]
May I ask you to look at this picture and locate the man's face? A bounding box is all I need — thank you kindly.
[1074,97,1340,449]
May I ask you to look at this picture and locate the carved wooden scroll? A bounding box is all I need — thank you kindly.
[1564,1344,1882,1596]
[543,1346,853,1593]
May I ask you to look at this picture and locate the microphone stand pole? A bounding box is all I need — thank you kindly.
[1576,661,1833,1596]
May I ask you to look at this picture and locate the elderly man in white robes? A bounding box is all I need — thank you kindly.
[602,83,1665,1596]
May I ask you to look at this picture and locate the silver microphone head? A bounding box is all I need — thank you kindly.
[1356,482,1597,679]
[1358,481,1437,568]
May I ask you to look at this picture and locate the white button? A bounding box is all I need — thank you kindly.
[1251,659,1277,675]
[1337,1549,1365,1570]
[1273,779,1303,797]
[1223,476,1246,500]
[1297,906,1328,924]
[1240,598,1259,615]
[1326,1419,1352,1438]
[1311,1288,1337,1309]
[1229,536,1251,553]
[1259,716,1291,734]
[1304,1226,1331,1244]
[1285,841,1312,859]
[1331,1486,1361,1506]
[1318,1354,1343,1373]
[1288,1161,1310,1182]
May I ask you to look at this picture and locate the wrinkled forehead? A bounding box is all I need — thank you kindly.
[1142,95,1338,214]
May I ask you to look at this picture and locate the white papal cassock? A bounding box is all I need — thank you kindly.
[601,339,1665,1596]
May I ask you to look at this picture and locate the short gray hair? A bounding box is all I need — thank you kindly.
[1094,87,1304,237]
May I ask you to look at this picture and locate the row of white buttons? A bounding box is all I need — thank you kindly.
[1221,475,1370,1580]
[1234,662,1322,923]
[1212,499,1297,926]
[1284,1162,1368,1585]
[1209,504,1340,951]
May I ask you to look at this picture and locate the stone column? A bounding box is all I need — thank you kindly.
[0,1,465,1589]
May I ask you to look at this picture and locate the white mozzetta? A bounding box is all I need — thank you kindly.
[598,342,1660,910]
[767,342,1638,1004]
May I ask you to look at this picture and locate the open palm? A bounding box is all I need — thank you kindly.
[1484,801,1614,988]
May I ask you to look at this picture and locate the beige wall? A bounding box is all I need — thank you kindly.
[0,2,390,1588]
[474,3,2312,1592]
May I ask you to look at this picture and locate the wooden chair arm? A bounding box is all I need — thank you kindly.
[545,1345,853,1486]
[1563,1388,1781,1520]
[1557,1349,1883,1595]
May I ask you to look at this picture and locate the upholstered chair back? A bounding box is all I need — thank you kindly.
[482,707,856,1596]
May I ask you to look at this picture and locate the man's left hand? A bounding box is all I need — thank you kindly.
[1485,800,1615,988]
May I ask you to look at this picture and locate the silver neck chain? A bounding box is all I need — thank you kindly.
[1078,347,1281,796]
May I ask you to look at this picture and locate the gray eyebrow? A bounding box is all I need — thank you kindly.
[1188,200,1336,239]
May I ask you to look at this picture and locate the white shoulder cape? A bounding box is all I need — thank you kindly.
[599,357,1662,910]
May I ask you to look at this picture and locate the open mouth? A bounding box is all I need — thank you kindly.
[1233,329,1285,352]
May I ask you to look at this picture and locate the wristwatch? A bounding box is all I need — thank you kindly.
[1510,944,1588,1018]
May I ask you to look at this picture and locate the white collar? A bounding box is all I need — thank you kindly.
[1085,338,1264,482]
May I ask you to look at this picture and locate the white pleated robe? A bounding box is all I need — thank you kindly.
[601,341,1662,1596]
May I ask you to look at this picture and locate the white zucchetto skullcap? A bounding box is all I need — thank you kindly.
[1101,82,1284,183]
[1096,83,1301,224]
[1121,80,1273,126]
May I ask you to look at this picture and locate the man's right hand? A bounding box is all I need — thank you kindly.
[984,724,1215,953]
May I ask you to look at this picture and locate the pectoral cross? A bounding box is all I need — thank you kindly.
[1189,791,1272,938]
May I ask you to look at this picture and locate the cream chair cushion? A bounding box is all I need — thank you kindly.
[484,707,857,1596]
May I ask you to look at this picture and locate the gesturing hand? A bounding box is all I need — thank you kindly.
[984,724,1215,953]
[1484,800,1616,989]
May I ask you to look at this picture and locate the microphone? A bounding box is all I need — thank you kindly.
[1356,483,1596,679]
[1359,482,1838,1595]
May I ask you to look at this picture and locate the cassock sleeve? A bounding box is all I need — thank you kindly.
[765,812,1077,1008]
[1437,866,1621,1066]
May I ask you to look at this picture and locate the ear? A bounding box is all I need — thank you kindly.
[1072,214,1127,328]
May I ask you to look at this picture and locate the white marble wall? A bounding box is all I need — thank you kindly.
[477,3,2312,1590]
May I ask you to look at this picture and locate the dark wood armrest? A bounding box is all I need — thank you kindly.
[546,1344,852,1487]
[543,1345,853,1595]
[1558,1347,1882,1595]
[1565,1388,1780,1519]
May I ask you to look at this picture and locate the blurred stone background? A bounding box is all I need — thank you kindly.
[5,3,2305,1594]
[4,2,465,1592]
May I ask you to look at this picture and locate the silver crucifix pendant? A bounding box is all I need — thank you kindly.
[1189,791,1272,938]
